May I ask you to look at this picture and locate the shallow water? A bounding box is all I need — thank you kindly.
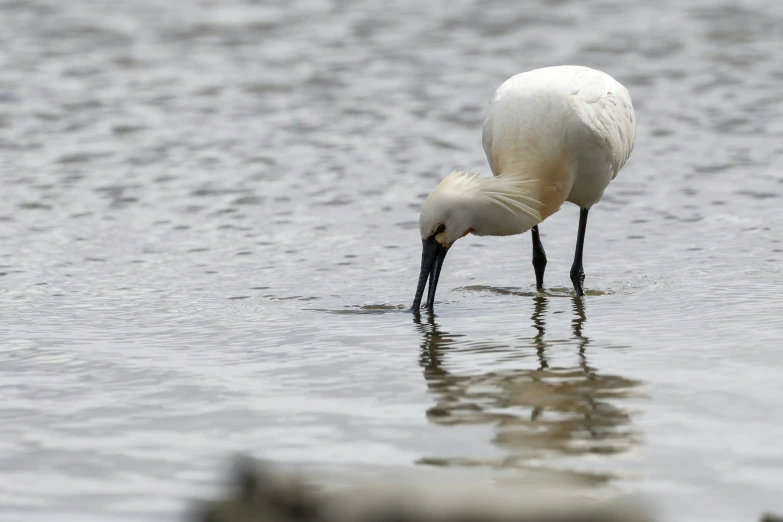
[1,0,783,520]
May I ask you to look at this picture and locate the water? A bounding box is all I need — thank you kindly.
[1,0,783,520]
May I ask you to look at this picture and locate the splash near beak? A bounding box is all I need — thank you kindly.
[411,235,449,312]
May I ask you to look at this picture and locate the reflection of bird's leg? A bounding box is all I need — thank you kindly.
[571,296,599,437]
[532,294,548,370]
[571,296,591,375]
[531,295,548,421]
[571,296,585,338]
[531,407,543,421]
[531,225,547,290]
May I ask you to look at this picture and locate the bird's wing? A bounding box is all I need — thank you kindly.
[568,69,636,180]
[481,104,497,177]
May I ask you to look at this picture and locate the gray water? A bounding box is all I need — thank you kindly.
[1,0,783,520]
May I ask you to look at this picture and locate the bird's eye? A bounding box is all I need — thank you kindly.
[435,224,446,234]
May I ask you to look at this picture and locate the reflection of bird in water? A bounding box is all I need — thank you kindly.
[416,297,642,477]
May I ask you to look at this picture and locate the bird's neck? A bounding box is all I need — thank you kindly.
[466,175,545,237]
[469,147,574,237]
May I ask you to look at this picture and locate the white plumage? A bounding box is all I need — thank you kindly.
[412,65,636,310]
[482,65,635,213]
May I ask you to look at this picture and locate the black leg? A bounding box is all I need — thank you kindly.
[570,208,589,297]
[531,225,547,291]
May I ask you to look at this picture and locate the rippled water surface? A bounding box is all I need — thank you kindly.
[2,0,783,520]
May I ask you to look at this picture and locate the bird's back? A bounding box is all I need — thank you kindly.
[482,66,636,213]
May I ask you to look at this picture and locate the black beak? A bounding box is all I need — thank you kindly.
[411,235,449,312]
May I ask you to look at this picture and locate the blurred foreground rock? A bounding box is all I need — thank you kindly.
[192,457,657,522]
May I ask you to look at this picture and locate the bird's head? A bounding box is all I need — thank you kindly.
[410,171,542,311]
[411,172,479,312]
[418,194,473,248]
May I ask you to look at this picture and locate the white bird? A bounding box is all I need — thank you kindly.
[412,65,636,310]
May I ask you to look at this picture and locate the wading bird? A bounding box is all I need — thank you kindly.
[412,66,636,311]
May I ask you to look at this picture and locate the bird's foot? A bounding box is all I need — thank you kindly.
[570,265,585,297]
[532,255,547,292]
